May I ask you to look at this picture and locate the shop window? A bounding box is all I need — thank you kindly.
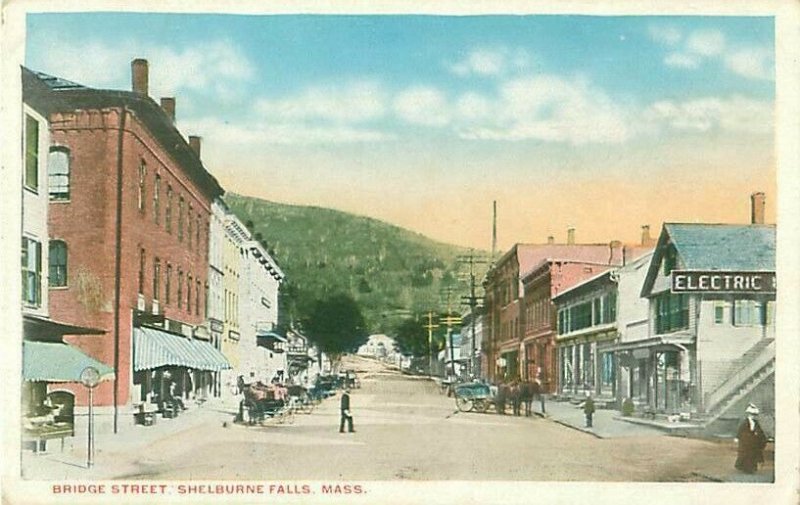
[601,352,615,388]
[48,240,67,287]
[24,114,39,192]
[21,237,42,306]
[48,147,70,200]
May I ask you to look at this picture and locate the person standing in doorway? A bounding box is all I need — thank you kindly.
[583,393,595,428]
[339,389,355,433]
[735,403,768,474]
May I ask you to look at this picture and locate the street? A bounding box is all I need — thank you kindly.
[22,356,772,482]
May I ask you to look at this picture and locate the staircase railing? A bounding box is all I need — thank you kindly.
[703,340,775,415]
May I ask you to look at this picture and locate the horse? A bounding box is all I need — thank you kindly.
[509,382,522,416]
[518,381,541,417]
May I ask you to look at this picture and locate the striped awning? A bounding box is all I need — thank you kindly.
[134,327,231,372]
[23,341,114,382]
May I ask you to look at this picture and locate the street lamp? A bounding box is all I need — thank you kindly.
[80,366,101,468]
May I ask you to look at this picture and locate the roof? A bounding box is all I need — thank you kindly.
[29,68,224,200]
[23,314,105,342]
[23,341,114,382]
[490,243,620,282]
[641,223,776,297]
[665,223,775,270]
[553,251,654,302]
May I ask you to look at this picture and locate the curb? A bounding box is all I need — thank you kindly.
[548,418,604,439]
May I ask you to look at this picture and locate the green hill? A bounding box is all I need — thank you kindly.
[224,193,488,333]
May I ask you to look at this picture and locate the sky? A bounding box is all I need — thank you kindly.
[26,13,776,251]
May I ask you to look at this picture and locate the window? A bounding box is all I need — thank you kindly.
[714,301,725,324]
[138,248,145,294]
[187,275,192,314]
[153,174,161,224]
[138,160,146,214]
[24,114,39,191]
[663,246,677,276]
[733,299,764,326]
[187,204,193,249]
[177,270,184,309]
[21,237,42,306]
[48,240,67,287]
[165,186,173,233]
[165,264,172,305]
[603,292,617,323]
[196,279,201,315]
[48,147,70,200]
[196,215,201,253]
[204,282,209,318]
[601,352,615,388]
[592,298,601,325]
[178,197,185,241]
[569,301,592,333]
[153,258,161,301]
[655,293,689,334]
[765,301,776,326]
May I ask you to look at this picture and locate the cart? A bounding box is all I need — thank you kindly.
[454,382,493,413]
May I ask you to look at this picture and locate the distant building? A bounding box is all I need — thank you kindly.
[459,311,484,378]
[357,334,397,359]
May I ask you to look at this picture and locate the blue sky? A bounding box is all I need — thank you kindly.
[26,13,776,249]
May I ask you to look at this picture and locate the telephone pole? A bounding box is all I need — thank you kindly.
[423,311,439,378]
[458,249,487,378]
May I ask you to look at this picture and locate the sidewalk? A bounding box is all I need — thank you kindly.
[21,398,236,480]
[536,399,665,439]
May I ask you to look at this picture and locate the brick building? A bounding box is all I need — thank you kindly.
[41,59,227,432]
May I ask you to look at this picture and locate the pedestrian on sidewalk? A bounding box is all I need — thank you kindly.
[339,389,355,433]
[583,393,595,428]
[735,403,768,474]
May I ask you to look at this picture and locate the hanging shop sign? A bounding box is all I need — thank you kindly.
[671,270,776,294]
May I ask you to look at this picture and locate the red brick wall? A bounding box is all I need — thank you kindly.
[48,106,212,407]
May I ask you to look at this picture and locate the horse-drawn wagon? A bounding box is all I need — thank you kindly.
[454,382,493,413]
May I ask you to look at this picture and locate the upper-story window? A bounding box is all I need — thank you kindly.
[24,114,39,192]
[177,269,184,309]
[733,299,765,326]
[187,204,193,249]
[178,196,185,241]
[138,160,146,214]
[153,174,161,225]
[165,185,173,233]
[22,237,42,307]
[153,258,161,301]
[48,240,68,287]
[165,264,172,305]
[195,279,201,315]
[655,292,689,334]
[187,274,193,314]
[48,147,70,200]
[663,246,677,276]
[196,215,201,253]
[138,248,146,295]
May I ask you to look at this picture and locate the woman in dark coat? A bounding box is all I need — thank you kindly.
[735,403,768,474]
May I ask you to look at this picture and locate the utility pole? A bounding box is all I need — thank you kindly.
[491,200,497,266]
[423,311,439,378]
[458,249,487,378]
[439,285,462,378]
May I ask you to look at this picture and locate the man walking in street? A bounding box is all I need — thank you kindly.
[735,403,768,474]
[340,388,355,433]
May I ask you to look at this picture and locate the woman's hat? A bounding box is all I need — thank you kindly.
[745,403,760,415]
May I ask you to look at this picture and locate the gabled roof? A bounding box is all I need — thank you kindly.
[552,251,654,302]
[641,223,776,297]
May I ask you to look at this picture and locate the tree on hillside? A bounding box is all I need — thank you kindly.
[303,293,368,369]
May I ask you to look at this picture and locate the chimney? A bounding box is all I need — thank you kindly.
[641,225,652,246]
[131,58,149,95]
[189,136,202,158]
[751,192,766,225]
[160,97,176,122]
[609,240,623,265]
[547,235,555,245]
[567,227,575,245]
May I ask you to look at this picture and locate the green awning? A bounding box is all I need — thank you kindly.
[23,341,114,382]
[134,327,230,372]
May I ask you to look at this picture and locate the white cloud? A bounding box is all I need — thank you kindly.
[256,81,388,124]
[448,47,532,77]
[685,29,726,57]
[645,95,773,134]
[664,52,701,69]
[36,37,254,103]
[458,75,632,144]
[648,25,683,46]
[725,47,774,81]
[393,86,451,126]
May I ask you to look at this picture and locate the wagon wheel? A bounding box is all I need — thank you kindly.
[473,399,490,413]
[456,396,474,412]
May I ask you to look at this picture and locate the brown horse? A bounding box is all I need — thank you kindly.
[518,381,541,417]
